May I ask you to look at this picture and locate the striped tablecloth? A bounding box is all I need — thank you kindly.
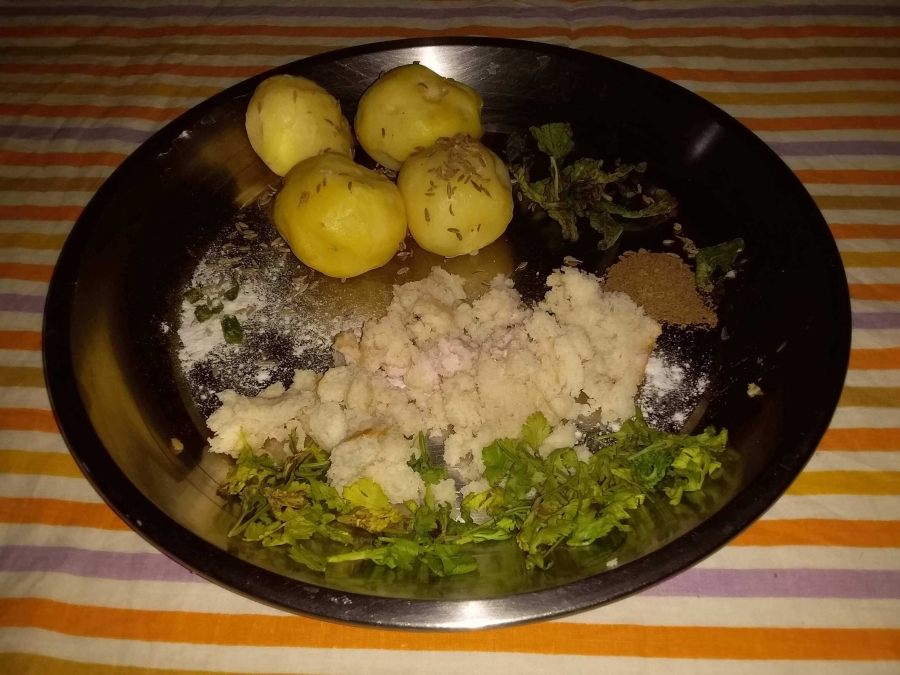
[1,1,898,672]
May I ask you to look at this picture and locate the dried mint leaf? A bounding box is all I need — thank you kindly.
[221,314,244,344]
[505,132,531,163]
[223,278,240,301]
[588,211,624,251]
[548,208,579,241]
[184,288,203,304]
[591,189,678,219]
[194,304,213,323]
[530,123,574,162]
[511,165,552,206]
[695,238,745,292]
[564,159,634,187]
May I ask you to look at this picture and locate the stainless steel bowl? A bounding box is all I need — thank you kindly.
[43,38,850,629]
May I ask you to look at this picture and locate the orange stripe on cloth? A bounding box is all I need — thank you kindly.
[0,263,54,282]
[0,62,266,79]
[0,103,185,123]
[0,80,223,102]
[0,176,106,194]
[0,331,41,351]
[820,428,900,450]
[850,285,900,301]
[0,598,897,659]
[830,225,900,239]
[733,520,900,548]
[0,497,127,531]
[743,116,900,132]
[850,348,900,370]
[0,653,259,675]
[650,67,900,83]
[704,90,900,106]
[2,24,899,41]
[0,409,58,433]
[798,171,900,186]
[0,149,126,168]
[0,206,81,223]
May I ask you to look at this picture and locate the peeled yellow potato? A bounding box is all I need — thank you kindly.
[274,153,408,278]
[355,64,483,171]
[246,75,353,176]
[398,135,513,257]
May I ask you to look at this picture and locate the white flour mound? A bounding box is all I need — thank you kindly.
[206,266,661,497]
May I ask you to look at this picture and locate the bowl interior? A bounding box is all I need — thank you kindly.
[44,40,849,628]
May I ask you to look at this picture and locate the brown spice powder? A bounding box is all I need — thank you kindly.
[604,251,717,327]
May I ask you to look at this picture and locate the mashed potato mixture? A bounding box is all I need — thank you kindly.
[207,266,660,503]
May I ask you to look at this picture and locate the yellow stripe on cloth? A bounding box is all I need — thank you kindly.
[0,449,81,478]
[788,471,900,496]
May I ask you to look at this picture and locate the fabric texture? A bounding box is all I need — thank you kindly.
[0,0,898,672]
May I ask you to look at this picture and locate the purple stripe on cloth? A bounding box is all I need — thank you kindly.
[0,294,45,313]
[1,543,898,598]
[1,4,898,20]
[853,312,900,329]
[768,141,900,157]
[646,568,900,599]
[0,124,151,144]
[0,545,201,583]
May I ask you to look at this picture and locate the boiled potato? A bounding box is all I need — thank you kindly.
[355,64,483,170]
[246,75,353,176]
[274,153,407,278]
[398,135,513,257]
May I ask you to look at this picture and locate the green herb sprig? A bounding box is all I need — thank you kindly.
[508,123,677,249]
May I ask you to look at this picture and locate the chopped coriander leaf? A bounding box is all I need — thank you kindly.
[408,432,448,485]
[218,407,727,577]
[288,544,326,571]
[521,411,551,452]
[339,478,403,533]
